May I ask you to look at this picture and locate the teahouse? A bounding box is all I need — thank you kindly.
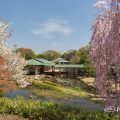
[25,58,54,75]
[25,58,85,75]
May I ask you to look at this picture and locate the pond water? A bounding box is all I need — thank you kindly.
[3,77,104,111]
[4,88,30,99]
[4,88,103,111]
[4,77,75,99]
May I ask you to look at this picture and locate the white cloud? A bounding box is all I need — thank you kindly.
[31,18,73,38]
[52,43,60,47]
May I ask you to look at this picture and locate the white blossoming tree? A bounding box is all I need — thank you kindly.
[0,21,26,86]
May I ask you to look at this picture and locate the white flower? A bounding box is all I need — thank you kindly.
[0,20,26,86]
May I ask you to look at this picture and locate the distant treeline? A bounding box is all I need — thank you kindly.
[16,45,96,76]
[16,46,89,63]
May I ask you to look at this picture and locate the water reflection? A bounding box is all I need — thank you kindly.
[4,88,30,99]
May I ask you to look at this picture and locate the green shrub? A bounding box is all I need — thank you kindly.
[43,81,61,87]
[0,97,119,120]
[32,81,61,91]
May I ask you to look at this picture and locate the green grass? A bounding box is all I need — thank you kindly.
[0,97,119,120]
[32,81,61,91]
[31,89,70,99]
[28,80,90,99]
[67,86,84,91]
[43,81,62,87]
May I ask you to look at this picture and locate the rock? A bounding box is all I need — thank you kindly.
[21,81,31,88]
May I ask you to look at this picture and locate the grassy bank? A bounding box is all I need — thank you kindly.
[28,80,90,99]
[0,97,119,120]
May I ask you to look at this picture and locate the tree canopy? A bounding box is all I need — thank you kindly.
[90,0,120,106]
[0,21,26,85]
[16,48,36,60]
[78,46,90,64]
[37,50,61,61]
[62,50,78,62]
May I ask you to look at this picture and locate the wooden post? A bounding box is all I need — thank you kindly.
[35,67,38,75]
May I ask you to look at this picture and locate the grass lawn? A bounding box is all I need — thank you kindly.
[27,79,90,99]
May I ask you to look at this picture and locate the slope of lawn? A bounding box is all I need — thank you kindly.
[28,80,90,99]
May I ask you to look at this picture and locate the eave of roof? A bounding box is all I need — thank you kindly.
[54,64,85,68]
[26,58,84,68]
[26,59,55,66]
[35,58,53,64]
[26,59,43,66]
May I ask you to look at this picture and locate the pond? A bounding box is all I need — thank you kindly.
[4,88,103,111]
[3,77,104,111]
[4,88,30,99]
[3,76,80,99]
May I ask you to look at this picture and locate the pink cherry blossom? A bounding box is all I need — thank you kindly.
[90,0,120,106]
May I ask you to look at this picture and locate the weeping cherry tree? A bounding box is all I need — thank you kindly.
[90,0,120,106]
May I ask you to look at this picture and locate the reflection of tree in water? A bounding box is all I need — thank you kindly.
[0,80,17,95]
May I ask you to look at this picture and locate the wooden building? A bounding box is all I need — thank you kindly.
[25,58,85,75]
[25,58,54,75]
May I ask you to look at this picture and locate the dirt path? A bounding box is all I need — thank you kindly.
[0,115,28,120]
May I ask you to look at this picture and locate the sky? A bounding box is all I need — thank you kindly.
[0,0,97,53]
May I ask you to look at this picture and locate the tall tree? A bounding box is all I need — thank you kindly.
[38,50,61,61]
[78,46,89,64]
[16,48,36,60]
[0,21,26,85]
[90,0,120,106]
[78,46,95,75]
[62,50,78,62]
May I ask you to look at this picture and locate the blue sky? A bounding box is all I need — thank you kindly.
[0,0,97,53]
